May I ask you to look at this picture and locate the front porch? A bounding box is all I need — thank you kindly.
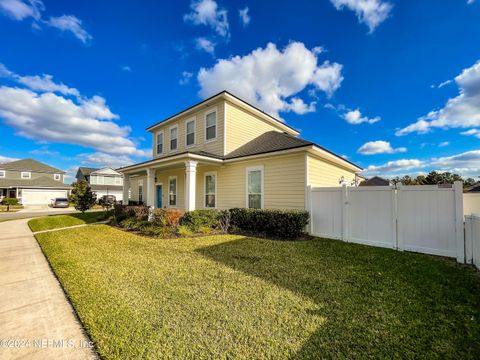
[121,154,223,211]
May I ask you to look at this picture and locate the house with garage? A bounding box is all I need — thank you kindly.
[117,91,362,210]
[75,167,124,202]
[0,158,70,205]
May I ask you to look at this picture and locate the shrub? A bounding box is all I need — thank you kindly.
[153,208,184,227]
[180,209,220,231]
[198,226,211,234]
[2,197,18,206]
[113,205,149,223]
[218,210,231,233]
[177,225,193,237]
[229,208,309,239]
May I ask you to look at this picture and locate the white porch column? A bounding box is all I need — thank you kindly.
[146,168,155,207]
[123,175,130,205]
[185,160,198,211]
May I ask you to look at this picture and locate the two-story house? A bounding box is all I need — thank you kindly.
[117,91,362,210]
[75,167,124,201]
[0,158,70,205]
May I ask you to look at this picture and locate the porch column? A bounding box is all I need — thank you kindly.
[122,175,130,205]
[185,160,198,211]
[146,168,155,207]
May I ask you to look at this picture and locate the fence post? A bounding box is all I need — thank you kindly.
[341,184,348,242]
[454,181,465,263]
[392,184,399,250]
[465,215,473,264]
[396,183,404,251]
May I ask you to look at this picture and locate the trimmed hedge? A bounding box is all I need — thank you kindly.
[2,197,19,205]
[180,209,220,231]
[230,208,309,239]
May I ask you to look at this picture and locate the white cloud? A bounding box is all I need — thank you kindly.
[238,6,250,26]
[195,37,216,55]
[461,128,480,138]
[439,141,450,147]
[0,154,18,163]
[79,152,135,169]
[342,109,380,124]
[468,0,475,4]
[357,140,406,155]
[0,0,43,21]
[397,61,480,136]
[179,71,194,85]
[46,15,92,43]
[330,0,393,33]
[364,159,424,175]
[184,0,229,37]
[197,42,343,118]
[121,65,132,72]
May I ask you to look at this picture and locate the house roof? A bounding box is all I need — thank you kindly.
[0,158,65,174]
[225,131,313,159]
[145,90,300,135]
[0,176,71,189]
[464,184,480,193]
[77,167,98,177]
[359,176,390,186]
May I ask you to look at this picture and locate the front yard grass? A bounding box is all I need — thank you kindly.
[28,211,108,232]
[36,225,480,359]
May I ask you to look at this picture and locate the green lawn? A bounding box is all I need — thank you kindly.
[28,211,108,232]
[36,225,480,359]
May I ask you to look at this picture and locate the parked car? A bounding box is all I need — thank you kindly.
[51,197,69,208]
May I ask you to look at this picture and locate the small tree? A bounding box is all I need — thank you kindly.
[71,181,96,213]
[2,197,19,212]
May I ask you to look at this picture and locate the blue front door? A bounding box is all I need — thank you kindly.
[156,185,163,208]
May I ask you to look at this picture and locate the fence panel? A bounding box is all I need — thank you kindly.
[466,215,480,270]
[347,186,396,248]
[397,186,457,258]
[310,187,342,239]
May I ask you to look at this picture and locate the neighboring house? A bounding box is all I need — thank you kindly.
[0,158,70,205]
[359,176,390,186]
[464,183,480,215]
[75,167,124,201]
[118,91,362,210]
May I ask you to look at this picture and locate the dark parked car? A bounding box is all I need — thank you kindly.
[51,197,69,208]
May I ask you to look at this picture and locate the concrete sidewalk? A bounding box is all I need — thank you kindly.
[0,219,96,360]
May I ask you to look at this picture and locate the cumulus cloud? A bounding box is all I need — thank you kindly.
[342,109,380,124]
[397,61,480,136]
[46,15,92,43]
[357,140,406,155]
[0,66,149,162]
[179,71,193,85]
[79,152,135,169]
[461,128,480,138]
[0,0,43,21]
[0,154,19,163]
[364,159,424,175]
[197,42,343,118]
[330,0,393,33]
[238,6,250,26]
[195,37,216,55]
[184,0,229,37]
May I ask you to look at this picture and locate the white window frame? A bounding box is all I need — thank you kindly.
[204,171,217,208]
[185,118,196,148]
[156,131,164,155]
[21,171,31,179]
[54,173,61,181]
[115,177,122,185]
[204,107,217,143]
[138,179,144,203]
[168,176,177,207]
[245,165,264,209]
[169,125,178,152]
[97,175,104,185]
[0,170,5,178]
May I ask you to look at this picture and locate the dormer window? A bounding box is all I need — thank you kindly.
[0,170,5,178]
[205,109,217,142]
[170,125,178,151]
[185,119,195,147]
[156,132,164,155]
[21,172,31,179]
[54,173,61,181]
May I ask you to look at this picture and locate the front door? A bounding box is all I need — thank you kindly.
[156,185,163,208]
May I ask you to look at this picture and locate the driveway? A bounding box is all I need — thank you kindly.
[0,218,96,359]
[1,207,80,222]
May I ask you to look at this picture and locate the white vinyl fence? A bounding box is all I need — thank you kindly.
[465,215,480,269]
[308,182,465,262]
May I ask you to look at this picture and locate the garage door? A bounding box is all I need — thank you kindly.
[22,189,68,205]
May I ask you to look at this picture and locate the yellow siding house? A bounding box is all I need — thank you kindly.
[118,91,362,211]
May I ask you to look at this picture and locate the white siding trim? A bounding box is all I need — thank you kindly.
[223,101,227,155]
[245,165,264,209]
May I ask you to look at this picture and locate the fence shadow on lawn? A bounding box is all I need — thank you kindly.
[196,236,480,358]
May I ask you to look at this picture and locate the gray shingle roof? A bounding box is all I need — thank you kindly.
[77,167,99,176]
[359,176,391,186]
[0,176,71,189]
[225,131,313,159]
[464,184,480,193]
[0,158,65,174]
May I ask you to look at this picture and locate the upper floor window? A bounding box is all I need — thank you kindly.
[246,166,263,209]
[115,177,122,185]
[54,174,61,181]
[0,170,5,178]
[97,176,105,185]
[21,172,31,179]
[185,119,196,147]
[170,126,178,151]
[156,132,164,155]
[205,110,217,142]
[168,176,177,207]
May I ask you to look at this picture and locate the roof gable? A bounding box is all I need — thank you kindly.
[91,167,122,176]
[0,158,64,174]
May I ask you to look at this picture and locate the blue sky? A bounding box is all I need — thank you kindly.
[0,0,480,181]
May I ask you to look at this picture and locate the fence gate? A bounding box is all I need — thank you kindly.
[308,182,465,262]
